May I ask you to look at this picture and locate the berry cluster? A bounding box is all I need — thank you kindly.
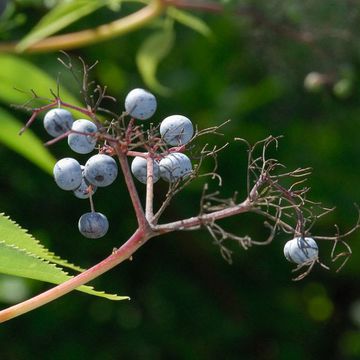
[46,88,195,239]
[29,79,331,275]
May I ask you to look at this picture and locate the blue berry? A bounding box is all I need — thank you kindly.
[131,156,160,184]
[53,158,82,191]
[68,119,97,154]
[78,212,109,239]
[283,237,318,264]
[160,115,194,146]
[84,154,118,187]
[44,108,74,137]
[73,167,97,199]
[125,88,157,120]
[159,152,192,182]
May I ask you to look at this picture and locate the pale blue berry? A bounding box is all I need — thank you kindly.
[160,115,194,146]
[283,237,318,264]
[44,108,74,137]
[131,156,160,184]
[73,167,97,199]
[159,152,192,182]
[53,158,82,191]
[78,212,109,239]
[68,119,97,154]
[125,88,157,120]
[84,154,118,187]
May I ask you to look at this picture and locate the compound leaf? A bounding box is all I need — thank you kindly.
[136,28,175,96]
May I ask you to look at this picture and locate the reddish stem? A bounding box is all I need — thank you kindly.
[155,198,252,233]
[0,228,152,323]
[145,156,155,221]
[60,101,94,117]
[19,103,57,135]
[114,144,149,230]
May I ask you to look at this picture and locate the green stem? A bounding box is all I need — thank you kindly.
[0,0,166,53]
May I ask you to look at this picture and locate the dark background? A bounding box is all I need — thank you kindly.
[0,1,360,359]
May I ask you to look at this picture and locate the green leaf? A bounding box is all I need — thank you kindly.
[0,54,80,107]
[0,54,85,173]
[0,107,56,174]
[136,28,175,96]
[16,0,108,52]
[0,242,127,300]
[0,213,128,301]
[167,7,212,38]
[0,213,83,272]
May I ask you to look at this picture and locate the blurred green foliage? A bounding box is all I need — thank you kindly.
[0,1,360,359]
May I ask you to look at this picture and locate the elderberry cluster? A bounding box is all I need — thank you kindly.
[47,88,195,239]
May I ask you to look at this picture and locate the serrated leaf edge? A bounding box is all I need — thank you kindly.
[0,213,84,272]
[0,240,128,301]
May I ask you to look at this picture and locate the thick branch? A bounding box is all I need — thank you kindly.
[154,198,253,233]
[0,228,152,323]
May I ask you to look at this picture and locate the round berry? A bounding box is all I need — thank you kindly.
[159,152,192,182]
[283,237,319,264]
[78,212,109,239]
[84,154,118,187]
[53,158,82,191]
[68,119,97,154]
[43,108,74,138]
[131,156,160,184]
[124,88,157,120]
[73,167,97,199]
[160,115,194,146]
[74,179,97,199]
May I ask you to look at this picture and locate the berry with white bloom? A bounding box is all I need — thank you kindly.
[124,88,157,120]
[131,156,160,184]
[160,115,194,146]
[53,158,82,191]
[84,154,118,187]
[43,108,74,137]
[283,237,319,264]
[78,212,109,239]
[159,152,192,182]
[73,166,97,199]
[68,119,97,154]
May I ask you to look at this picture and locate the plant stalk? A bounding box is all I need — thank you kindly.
[115,145,149,230]
[0,0,166,53]
[0,228,152,323]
